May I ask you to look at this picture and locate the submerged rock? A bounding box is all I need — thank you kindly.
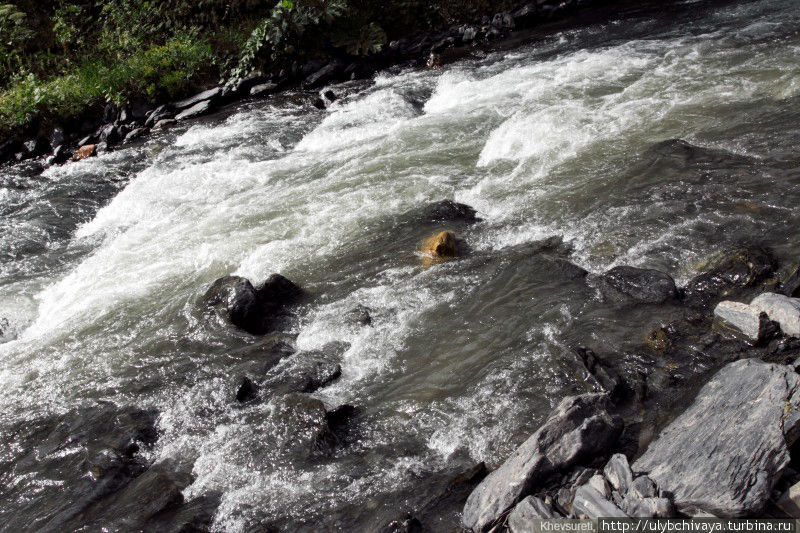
[271,393,336,458]
[421,230,458,261]
[682,246,777,309]
[462,393,622,531]
[595,266,678,304]
[264,341,348,394]
[346,304,373,327]
[418,200,479,224]
[633,358,800,516]
[750,293,800,337]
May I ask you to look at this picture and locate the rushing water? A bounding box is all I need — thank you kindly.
[2,0,800,530]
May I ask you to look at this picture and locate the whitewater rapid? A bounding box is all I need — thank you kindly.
[1,0,800,530]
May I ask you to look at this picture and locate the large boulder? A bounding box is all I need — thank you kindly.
[203,274,303,335]
[595,266,678,304]
[172,87,221,110]
[418,200,479,224]
[682,247,777,309]
[421,231,458,261]
[633,359,800,517]
[175,99,214,121]
[462,393,622,531]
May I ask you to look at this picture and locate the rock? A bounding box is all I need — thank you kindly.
[629,476,657,499]
[78,134,96,147]
[776,481,800,517]
[0,137,21,162]
[595,266,678,304]
[492,12,515,29]
[266,342,348,394]
[379,515,423,533]
[203,274,303,335]
[633,358,800,517]
[346,304,373,327]
[751,293,800,337]
[644,325,672,353]
[144,104,175,127]
[323,90,337,102]
[589,474,611,499]
[462,26,479,42]
[572,484,628,519]
[204,276,260,332]
[130,100,153,121]
[419,200,479,223]
[271,393,336,458]
[508,496,558,531]
[421,231,458,260]
[303,61,342,89]
[462,393,622,531]
[46,145,71,166]
[713,300,776,342]
[313,97,327,110]
[250,82,278,97]
[604,454,634,495]
[49,127,65,150]
[172,87,221,110]
[175,99,213,121]
[99,124,121,145]
[325,404,360,442]
[781,267,800,298]
[73,144,97,161]
[683,246,777,308]
[622,496,673,518]
[575,347,625,400]
[236,376,259,403]
[124,128,148,143]
[153,118,177,130]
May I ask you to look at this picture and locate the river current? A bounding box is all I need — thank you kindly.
[1,0,800,530]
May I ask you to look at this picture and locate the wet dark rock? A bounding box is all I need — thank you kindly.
[130,100,153,121]
[595,266,678,305]
[379,514,423,533]
[236,376,259,403]
[250,82,278,97]
[303,61,342,89]
[1,404,159,532]
[99,124,121,145]
[0,137,21,162]
[492,12,515,30]
[508,496,559,530]
[203,273,305,335]
[175,99,214,121]
[271,393,336,458]
[313,97,327,110]
[462,26,479,42]
[46,145,71,166]
[124,127,148,143]
[325,404,360,440]
[144,104,175,128]
[153,118,177,130]
[462,393,622,531]
[323,90,337,102]
[682,246,777,309]
[634,358,800,516]
[512,3,538,26]
[265,341,348,394]
[346,304,373,327]
[173,87,221,111]
[103,102,119,123]
[781,267,800,298]
[417,200,480,224]
[575,347,625,400]
[48,127,65,150]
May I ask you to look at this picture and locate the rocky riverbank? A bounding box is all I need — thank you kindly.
[0,0,668,169]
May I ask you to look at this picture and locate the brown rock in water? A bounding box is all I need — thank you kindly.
[73,144,97,161]
[421,231,457,263]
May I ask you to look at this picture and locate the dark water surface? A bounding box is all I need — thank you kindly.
[1,0,800,530]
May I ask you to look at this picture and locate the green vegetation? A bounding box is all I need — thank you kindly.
[0,0,512,138]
